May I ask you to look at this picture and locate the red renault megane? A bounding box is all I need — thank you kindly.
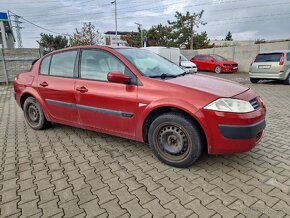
[14,46,266,167]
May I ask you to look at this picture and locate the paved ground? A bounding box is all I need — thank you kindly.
[0,72,290,218]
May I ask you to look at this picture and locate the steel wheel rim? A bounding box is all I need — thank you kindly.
[215,66,221,74]
[26,103,40,125]
[154,123,192,162]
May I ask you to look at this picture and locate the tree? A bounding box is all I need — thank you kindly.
[225,31,233,41]
[70,22,103,46]
[193,31,210,49]
[168,11,206,49]
[37,33,68,52]
[146,24,173,47]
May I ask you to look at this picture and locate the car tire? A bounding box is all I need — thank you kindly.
[148,112,204,168]
[214,66,222,74]
[250,78,260,84]
[23,97,50,130]
[283,74,290,85]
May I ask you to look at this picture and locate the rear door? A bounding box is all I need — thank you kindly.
[75,49,138,138]
[251,53,283,74]
[37,50,78,124]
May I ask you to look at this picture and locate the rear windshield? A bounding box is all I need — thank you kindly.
[255,53,282,62]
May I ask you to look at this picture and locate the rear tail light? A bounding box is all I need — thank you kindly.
[279,53,285,65]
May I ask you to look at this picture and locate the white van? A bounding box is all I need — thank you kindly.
[143,47,197,73]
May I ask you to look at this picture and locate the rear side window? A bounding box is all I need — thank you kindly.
[255,53,282,62]
[199,56,205,60]
[40,56,51,75]
[50,51,77,77]
[287,53,290,61]
[192,56,199,60]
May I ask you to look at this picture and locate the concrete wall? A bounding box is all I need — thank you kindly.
[181,41,290,72]
[0,48,40,83]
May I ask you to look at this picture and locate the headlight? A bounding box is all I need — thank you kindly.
[204,98,255,113]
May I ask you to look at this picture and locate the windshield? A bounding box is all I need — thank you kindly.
[117,48,184,77]
[213,55,227,61]
[180,55,188,61]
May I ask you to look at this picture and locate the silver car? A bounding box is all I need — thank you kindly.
[249,50,290,85]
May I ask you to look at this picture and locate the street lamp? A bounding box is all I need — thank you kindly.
[111,0,118,45]
[134,22,143,47]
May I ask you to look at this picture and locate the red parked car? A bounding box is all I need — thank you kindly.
[191,54,238,74]
[14,46,266,167]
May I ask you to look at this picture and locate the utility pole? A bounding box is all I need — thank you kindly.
[134,22,143,47]
[8,11,23,48]
[111,0,118,45]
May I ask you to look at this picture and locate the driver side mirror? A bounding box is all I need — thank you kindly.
[107,72,131,84]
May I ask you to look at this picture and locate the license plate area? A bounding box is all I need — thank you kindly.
[258,65,271,69]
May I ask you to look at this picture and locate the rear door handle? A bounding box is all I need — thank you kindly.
[40,82,48,87]
[76,86,88,93]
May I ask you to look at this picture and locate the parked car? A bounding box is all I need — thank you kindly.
[191,54,238,74]
[249,50,290,85]
[143,46,197,73]
[14,46,266,167]
[180,54,198,73]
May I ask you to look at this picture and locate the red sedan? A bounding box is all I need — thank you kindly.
[14,46,266,167]
[191,54,238,74]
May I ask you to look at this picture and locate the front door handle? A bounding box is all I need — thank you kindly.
[40,82,48,87]
[76,86,88,93]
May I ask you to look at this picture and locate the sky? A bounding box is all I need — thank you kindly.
[1,0,290,48]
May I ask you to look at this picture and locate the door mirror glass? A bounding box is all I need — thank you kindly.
[107,72,131,84]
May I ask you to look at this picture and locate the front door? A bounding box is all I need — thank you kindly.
[37,50,78,124]
[75,49,138,138]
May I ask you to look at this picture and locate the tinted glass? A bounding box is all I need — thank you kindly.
[80,50,126,81]
[255,53,282,62]
[287,53,290,61]
[213,55,227,61]
[199,56,205,60]
[40,56,51,75]
[204,56,211,60]
[192,56,199,60]
[117,48,184,77]
[50,51,77,77]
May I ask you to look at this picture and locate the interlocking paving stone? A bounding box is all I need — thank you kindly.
[1,72,290,217]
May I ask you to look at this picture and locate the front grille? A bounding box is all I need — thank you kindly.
[232,64,238,67]
[249,98,260,110]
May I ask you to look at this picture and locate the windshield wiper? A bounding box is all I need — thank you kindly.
[149,73,177,79]
[176,71,190,77]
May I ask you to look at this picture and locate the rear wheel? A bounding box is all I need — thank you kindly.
[283,74,290,85]
[23,97,50,130]
[250,78,260,84]
[148,113,204,167]
[214,66,222,74]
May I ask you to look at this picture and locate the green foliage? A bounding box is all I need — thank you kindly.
[225,31,233,41]
[192,31,210,49]
[70,22,103,46]
[122,11,208,49]
[37,33,68,51]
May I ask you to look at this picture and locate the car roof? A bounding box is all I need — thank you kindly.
[259,50,290,54]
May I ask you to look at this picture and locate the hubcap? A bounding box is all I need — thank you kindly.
[158,125,188,156]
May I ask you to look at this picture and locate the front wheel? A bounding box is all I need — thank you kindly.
[214,66,222,74]
[23,97,50,130]
[148,113,204,168]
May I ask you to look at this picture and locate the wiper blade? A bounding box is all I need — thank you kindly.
[149,73,177,79]
[176,71,190,77]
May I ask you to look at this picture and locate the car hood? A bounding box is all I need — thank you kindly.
[167,74,248,97]
[181,61,196,67]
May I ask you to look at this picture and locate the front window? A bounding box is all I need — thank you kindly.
[117,48,184,77]
[180,55,188,61]
[213,55,227,61]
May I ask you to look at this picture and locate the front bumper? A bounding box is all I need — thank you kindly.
[195,91,266,154]
[218,119,266,139]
